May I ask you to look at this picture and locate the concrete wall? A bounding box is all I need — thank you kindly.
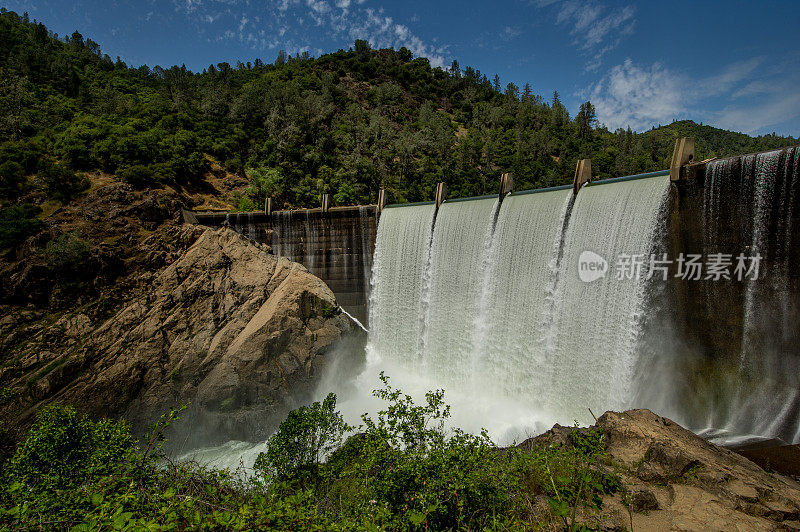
[194,206,377,326]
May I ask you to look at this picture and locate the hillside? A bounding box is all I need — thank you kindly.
[1,8,797,216]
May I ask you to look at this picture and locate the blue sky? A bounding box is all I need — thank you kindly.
[4,0,800,136]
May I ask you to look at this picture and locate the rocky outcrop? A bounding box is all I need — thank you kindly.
[1,226,364,446]
[523,409,800,530]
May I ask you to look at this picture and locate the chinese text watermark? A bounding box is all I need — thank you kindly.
[578,252,761,283]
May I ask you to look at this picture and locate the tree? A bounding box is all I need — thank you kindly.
[38,158,89,203]
[576,101,597,140]
[245,166,285,203]
[254,393,349,481]
[0,160,25,198]
[492,74,501,93]
[449,59,460,78]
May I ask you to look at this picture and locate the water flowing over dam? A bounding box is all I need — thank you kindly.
[369,175,670,433]
[363,146,800,444]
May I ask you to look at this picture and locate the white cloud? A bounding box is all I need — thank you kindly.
[587,57,800,135]
[697,57,763,96]
[715,93,800,134]
[179,0,448,68]
[535,1,636,70]
[589,59,684,131]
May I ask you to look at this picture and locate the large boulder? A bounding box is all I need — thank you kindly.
[521,409,800,530]
[3,226,364,447]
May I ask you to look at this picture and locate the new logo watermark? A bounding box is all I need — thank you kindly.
[578,251,608,282]
[577,252,761,282]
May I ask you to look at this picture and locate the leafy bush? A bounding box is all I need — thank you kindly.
[44,232,92,277]
[0,161,25,198]
[0,376,628,530]
[0,203,43,250]
[37,158,89,203]
[6,405,136,490]
[118,164,156,188]
[232,192,257,212]
[0,139,43,175]
[320,374,509,530]
[255,392,349,482]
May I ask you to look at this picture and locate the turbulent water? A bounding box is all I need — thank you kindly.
[703,148,800,442]
[338,175,672,442]
[368,203,437,365]
[548,177,670,423]
[632,148,800,445]
[422,198,499,389]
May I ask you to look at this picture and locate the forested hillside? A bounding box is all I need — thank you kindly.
[1,7,796,229]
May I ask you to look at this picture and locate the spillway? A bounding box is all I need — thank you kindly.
[187,146,800,470]
[368,203,437,366]
[422,197,499,389]
[706,147,800,442]
[548,176,669,423]
[363,175,672,439]
[470,189,573,407]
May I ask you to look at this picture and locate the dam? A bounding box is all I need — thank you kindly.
[193,141,800,445]
[193,205,377,325]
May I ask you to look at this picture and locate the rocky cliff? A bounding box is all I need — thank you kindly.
[0,224,364,447]
[523,409,800,530]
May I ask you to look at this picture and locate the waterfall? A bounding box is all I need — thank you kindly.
[471,190,573,407]
[359,176,671,441]
[422,197,499,388]
[368,204,436,366]
[727,148,800,442]
[549,177,669,424]
[359,206,375,311]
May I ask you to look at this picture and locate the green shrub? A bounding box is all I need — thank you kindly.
[255,393,350,483]
[6,405,136,490]
[0,138,44,174]
[118,164,156,188]
[0,161,25,198]
[0,203,43,250]
[44,232,92,277]
[38,158,89,203]
[232,192,257,212]
[0,378,626,530]
[323,373,509,530]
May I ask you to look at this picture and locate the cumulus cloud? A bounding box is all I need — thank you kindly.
[534,0,635,70]
[589,59,684,131]
[587,57,800,135]
[174,0,447,68]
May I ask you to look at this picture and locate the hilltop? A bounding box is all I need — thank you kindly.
[1,8,796,216]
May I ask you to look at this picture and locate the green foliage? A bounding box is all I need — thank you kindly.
[245,165,285,204]
[0,9,794,208]
[0,160,25,198]
[255,392,350,482]
[44,232,92,277]
[0,203,43,250]
[6,405,136,490]
[118,164,156,188]
[321,302,338,318]
[37,158,89,203]
[232,192,258,212]
[0,380,628,530]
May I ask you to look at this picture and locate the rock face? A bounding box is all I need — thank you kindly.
[2,226,364,447]
[523,409,800,530]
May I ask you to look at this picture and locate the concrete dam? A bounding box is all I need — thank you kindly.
[194,141,800,446]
